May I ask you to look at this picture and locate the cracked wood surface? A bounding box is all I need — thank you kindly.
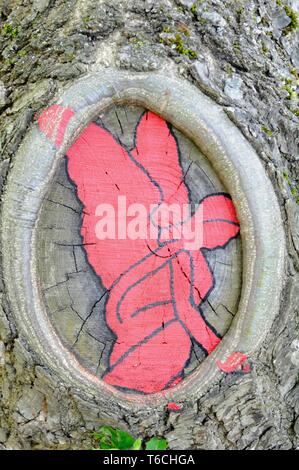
[36,105,242,382]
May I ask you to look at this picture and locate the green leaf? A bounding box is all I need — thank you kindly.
[92,426,168,451]
[92,426,136,450]
[132,438,142,450]
[145,437,168,450]
[114,430,136,450]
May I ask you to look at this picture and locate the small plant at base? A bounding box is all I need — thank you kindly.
[92,426,168,450]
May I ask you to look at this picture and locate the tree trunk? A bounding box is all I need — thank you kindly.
[0,0,298,450]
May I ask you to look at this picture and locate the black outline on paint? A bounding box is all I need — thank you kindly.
[60,108,240,394]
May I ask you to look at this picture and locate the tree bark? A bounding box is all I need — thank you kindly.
[0,0,298,450]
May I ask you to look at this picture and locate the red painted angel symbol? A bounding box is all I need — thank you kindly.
[38,106,240,394]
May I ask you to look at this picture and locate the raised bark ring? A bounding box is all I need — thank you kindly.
[1,71,285,410]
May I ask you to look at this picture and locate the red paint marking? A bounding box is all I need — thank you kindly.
[168,376,183,388]
[216,352,248,373]
[38,108,240,394]
[241,363,251,374]
[167,402,182,412]
[38,104,74,147]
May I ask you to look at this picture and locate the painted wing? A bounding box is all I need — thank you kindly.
[132,111,189,206]
[38,105,162,288]
[190,194,240,304]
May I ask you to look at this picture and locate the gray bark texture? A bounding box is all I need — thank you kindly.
[0,0,298,450]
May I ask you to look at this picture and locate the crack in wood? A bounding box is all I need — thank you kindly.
[45,198,80,215]
[176,160,194,194]
[114,109,124,135]
[56,180,75,192]
[220,303,235,318]
[72,246,79,273]
[71,289,110,347]
[43,278,69,292]
[216,260,232,267]
[53,242,96,247]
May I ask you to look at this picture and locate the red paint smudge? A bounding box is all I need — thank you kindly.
[167,402,182,412]
[241,363,251,374]
[38,104,74,147]
[216,352,249,373]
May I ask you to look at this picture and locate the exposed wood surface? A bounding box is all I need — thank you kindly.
[37,105,242,383]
